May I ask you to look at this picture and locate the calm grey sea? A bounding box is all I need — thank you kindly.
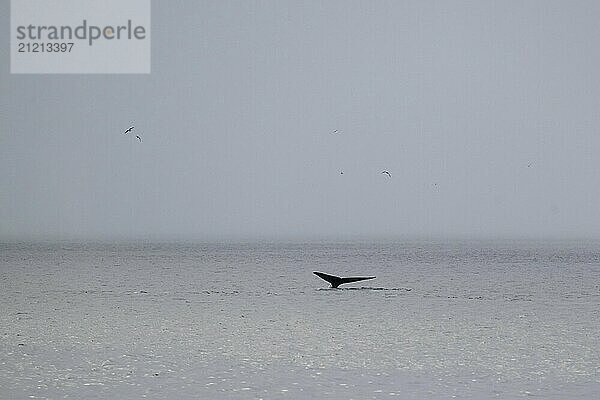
[1,240,599,399]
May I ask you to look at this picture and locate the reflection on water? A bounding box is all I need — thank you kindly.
[1,241,599,399]
[317,287,412,291]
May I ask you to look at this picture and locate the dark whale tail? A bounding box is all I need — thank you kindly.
[313,271,376,288]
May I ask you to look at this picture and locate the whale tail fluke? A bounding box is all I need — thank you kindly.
[313,271,376,288]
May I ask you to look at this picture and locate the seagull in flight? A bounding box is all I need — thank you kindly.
[381,170,391,178]
[123,126,134,134]
[136,135,142,142]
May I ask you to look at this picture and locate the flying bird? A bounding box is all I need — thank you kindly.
[381,170,391,178]
[123,126,134,134]
[136,135,142,142]
[331,129,340,134]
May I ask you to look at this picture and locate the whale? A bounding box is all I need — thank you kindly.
[313,271,376,288]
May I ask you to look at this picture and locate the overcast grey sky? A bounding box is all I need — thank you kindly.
[2,0,600,241]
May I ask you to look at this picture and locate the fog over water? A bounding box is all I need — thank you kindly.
[2,3,600,398]
[3,1,600,241]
